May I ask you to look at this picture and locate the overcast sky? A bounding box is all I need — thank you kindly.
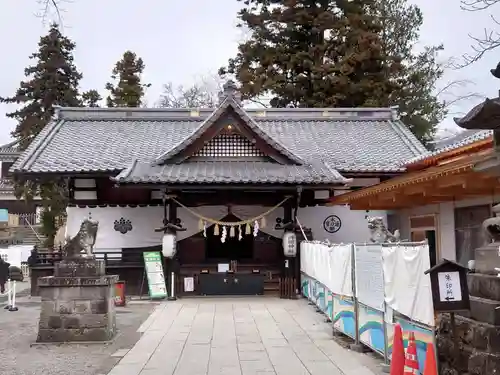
[0,0,497,145]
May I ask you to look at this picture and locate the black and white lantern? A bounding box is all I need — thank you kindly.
[282,231,297,257]
[162,233,177,258]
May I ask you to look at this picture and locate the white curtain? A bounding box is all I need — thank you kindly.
[300,241,353,297]
[66,205,284,250]
[382,244,434,326]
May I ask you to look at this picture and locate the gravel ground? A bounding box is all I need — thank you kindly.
[0,296,157,375]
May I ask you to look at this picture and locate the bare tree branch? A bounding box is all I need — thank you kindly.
[35,0,66,25]
[247,98,269,108]
[455,0,500,67]
[436,79,485,115]
[461,0,500,11]
[156,75,221,109]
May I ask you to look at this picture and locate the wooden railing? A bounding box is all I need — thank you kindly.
[15,213,39,226]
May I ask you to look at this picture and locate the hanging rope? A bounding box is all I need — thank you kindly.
[170,196,291,227]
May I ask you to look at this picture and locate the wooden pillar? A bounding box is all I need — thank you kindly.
[281,199,296,298]
[166,198,180,300]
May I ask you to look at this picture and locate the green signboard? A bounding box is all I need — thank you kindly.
[142,251,167,299]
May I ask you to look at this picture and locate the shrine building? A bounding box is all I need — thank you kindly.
[14,81,427,297]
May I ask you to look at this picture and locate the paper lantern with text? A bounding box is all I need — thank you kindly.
[283,231,297,257]
[162,233,177,258]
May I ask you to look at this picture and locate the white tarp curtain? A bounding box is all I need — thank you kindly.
[354,244,385,311]
[300,241,353,297]
[381,243,434,327]
[66,205,284,250]
[0,245,32,267]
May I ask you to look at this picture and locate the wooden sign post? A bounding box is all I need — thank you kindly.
[425,259,470,358]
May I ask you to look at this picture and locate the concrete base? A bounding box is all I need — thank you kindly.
[349,343,365,352]
[380,363,390,373]
[167,296,177,301]
[35,258,118,343]
[30,339,115,347]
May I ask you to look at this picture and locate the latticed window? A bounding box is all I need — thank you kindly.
[193,133,266,157]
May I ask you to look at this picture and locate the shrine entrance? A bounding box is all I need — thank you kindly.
[176,206,285,297]
[205,214,254,262]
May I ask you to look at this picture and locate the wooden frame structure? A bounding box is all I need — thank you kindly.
[329,136,497,210]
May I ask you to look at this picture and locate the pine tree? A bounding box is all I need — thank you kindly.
[219,0,399,109]
[81,89,102,107]
[373,0,446,144]
[221,0,444,144]
[105,51,150,107]
[0,23,82,247]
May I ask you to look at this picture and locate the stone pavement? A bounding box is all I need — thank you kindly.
[107,297,381,375]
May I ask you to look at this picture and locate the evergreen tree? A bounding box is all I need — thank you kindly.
[81,89,102,107]
[374,0,445,144]
[221,0,445,144]
[219,0,399,108]
[0,23,82,247]
[105,51,150,107]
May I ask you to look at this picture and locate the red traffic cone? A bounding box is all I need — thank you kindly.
[423,342,437,375]
[390,323,405,375]
[404,332,419,375]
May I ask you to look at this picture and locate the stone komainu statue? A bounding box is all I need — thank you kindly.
[482,204,500,243]
[61,219,99,259]
[367,216,400,244]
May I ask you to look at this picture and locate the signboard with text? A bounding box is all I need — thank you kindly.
[425,259,470,312]
[143,251,167,299]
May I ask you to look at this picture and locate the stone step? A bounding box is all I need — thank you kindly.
[264,285,279,291]
[468,273,500,300]
[458,296,500,325]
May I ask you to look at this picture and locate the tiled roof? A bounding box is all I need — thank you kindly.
[12,105,427,182]
[454,98,500,129]
[0,179,14,195]
[114,160,348,184]
[405,129,492,165]
[155,97,305,165]
[0,139,21,162]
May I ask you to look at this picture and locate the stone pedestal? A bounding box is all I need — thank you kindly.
[36,258,118,343]
[474,242,500,275]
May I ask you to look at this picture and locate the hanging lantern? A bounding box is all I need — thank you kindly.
[282,231,297,257]
[162,233,177,258]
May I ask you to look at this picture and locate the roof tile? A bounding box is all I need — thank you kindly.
[12,107,427,176]
[114,160,348,185]
[405,129,492,165]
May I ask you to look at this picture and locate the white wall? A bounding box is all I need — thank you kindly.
[298,205,387,243]
[394,196,499,262]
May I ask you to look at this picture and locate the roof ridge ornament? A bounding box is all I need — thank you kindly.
[390,105,400,121]
[218,80,242,104]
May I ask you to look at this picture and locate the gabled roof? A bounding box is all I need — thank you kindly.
[0,179,14,195]
[405,129,492,167]
[0,139,22,162]
[11,90,427,185]
[154,95,304,165]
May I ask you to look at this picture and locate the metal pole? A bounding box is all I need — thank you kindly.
[168,271,176,301]
[4,279,11,310]
[350,244,364,352]
[381,307,390,372]
[9,281,18,312]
